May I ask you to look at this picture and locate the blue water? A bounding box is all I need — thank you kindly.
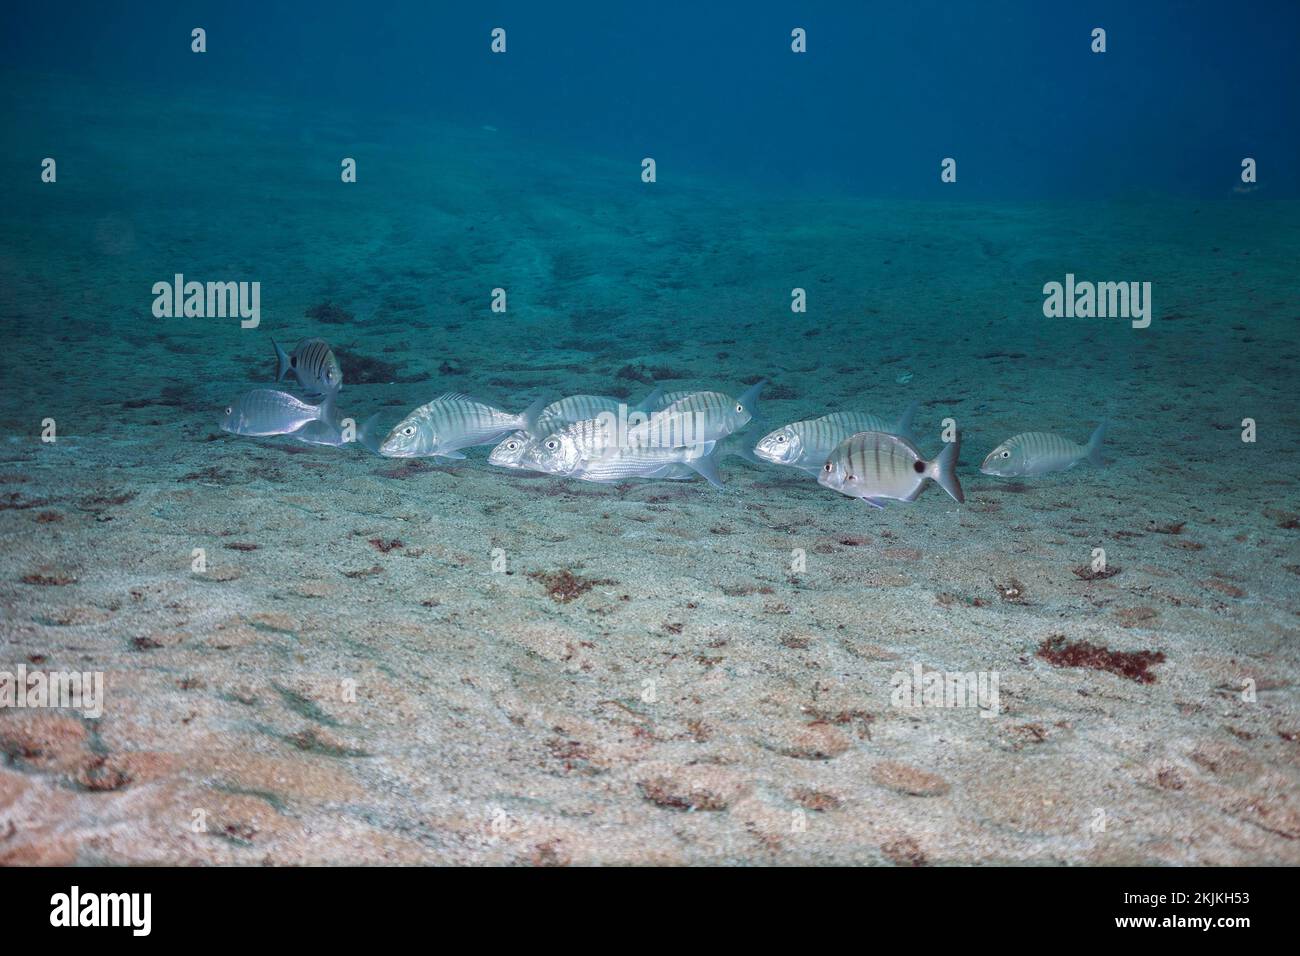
[4,0,1299,199]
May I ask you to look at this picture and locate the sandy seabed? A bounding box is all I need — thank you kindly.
[1,79,1297,865]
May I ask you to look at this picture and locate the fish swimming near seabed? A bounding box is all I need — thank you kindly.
[273,338,343,397]
[980,423,1107,477]
[818,430,964,508]
[220,389,337,437]
[753,401,920,472]
[518,419,724,487]
[378,392,546,459]
[626,381,764,448]
[487,387,665,470]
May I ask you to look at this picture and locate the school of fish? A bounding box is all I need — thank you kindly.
[218,337,1108,508]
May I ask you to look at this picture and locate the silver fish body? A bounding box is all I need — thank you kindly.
[980,423,1106,477]
[627,381,763,448]
[379,392,545,459]
[220,389,335,437]
[533,394,623,435]
[754,402,920,472]
[818,430,964,507]
[517,419,722,486]
[570,449,708,484]
[274,338,342,396]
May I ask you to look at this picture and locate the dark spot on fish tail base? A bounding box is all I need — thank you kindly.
[913,460,925,473]
[1036,635,1166,684]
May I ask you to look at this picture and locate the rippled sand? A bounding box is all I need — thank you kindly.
[2,78,1297,865]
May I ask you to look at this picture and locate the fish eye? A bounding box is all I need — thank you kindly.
[506,440,519,451]
[775,435,786,443]
[325,369,333,381]
[1000,450,1010,459]
[545,439,559,450]
[402,426,416,437]
[823,462,834,473]
[224,407,232,415]
[735,404,744,413]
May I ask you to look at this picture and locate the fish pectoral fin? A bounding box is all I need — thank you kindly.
[685,451,724,489]
[861,497,888,509]
[901,484,926,503]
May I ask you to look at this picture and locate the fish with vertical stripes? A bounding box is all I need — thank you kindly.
[979,423,1106,477]
[818,430,964,508]
[379,392,546,459]
[753,401,920,473]
[273,338,343,396]
[487,388,663,469]
[517,418,723,487]
[626,381,763,447]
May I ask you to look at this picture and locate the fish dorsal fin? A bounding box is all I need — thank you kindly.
[433,391,475,404]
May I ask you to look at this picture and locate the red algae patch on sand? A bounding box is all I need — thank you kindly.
[1036,635,1166,684]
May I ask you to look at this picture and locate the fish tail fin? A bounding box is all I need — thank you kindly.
[685,443,725,489]
[738,379,765,423]
[273,338,291,382]
[894,399,920,442]
[517,395,548,436]
[356,412,385,454]
[1087,421,1107,468]
[633,384,664,414]
[930,432,965,504]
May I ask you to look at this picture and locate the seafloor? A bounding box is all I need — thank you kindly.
[1,77,1297,864]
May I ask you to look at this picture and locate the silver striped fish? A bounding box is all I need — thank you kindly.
[980,424,1106,477]
[518,421,722,487]
[488,387,665,470]
[649,389,698,410]
[220,389,337,437]
[379,392,545,459]
[754,401,920,472]
[818,430,964,508]
[274,338,342,396]
[626,381,763,448]
[490,414,619,470]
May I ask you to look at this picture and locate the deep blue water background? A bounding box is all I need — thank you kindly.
[4,0,1298,199]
